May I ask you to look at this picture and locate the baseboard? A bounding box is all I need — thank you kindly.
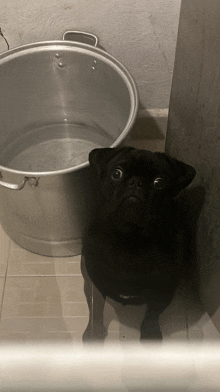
[123,108,168,152]
[133,108,168,139]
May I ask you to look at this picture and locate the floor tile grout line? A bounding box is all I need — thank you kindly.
[6,262,81,265]
[0,316,89,319]
[186,313,190,341]
[6,274,83,277]
[0,239,12,321]
[12,301,87,304]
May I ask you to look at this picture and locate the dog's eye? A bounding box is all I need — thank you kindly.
[111,168,123,180]
[154,177,165,189]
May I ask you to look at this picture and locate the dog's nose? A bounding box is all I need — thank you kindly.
[128,177,143,188]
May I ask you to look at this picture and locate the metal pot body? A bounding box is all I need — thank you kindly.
[0,33,139,256]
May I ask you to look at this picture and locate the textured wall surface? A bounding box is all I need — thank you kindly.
[0,0,181,109]
[166,0,220,333]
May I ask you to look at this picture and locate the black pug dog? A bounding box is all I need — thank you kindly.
[81,147,196,341]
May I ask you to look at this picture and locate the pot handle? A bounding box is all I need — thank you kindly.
[63,31,99,47]
[0,174,38,190]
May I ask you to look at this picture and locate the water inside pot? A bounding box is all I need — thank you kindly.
[0,122,114,172]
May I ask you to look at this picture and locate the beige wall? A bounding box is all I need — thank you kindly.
[0,0,181,110]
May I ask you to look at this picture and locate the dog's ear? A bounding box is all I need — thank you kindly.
[163,154,196,196]
[89,147,134,177]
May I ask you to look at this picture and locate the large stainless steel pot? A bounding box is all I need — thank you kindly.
[0,31,139,256]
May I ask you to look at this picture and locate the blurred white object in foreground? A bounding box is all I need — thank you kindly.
[0,342,219,391]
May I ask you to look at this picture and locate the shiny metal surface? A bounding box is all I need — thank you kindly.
[0,175,38,190]
[0,174,28,190]
[63,30,99,47]
[0,36,139,256]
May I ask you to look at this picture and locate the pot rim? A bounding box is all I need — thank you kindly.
[0,40,139,177]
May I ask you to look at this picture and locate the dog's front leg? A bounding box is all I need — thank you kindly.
[140,298,171,341]
[81,256,107,342]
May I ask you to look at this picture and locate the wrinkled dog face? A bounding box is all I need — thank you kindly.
[89,147,196,228]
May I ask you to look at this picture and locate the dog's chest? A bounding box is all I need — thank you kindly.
[96,235,175,278]
[83,229,182,301]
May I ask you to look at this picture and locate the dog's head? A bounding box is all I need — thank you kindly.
[89,147,196,230]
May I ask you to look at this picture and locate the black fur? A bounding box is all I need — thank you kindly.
[82,147,196,340]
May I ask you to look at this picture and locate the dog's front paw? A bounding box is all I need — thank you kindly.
[82,323,108,343]
[140,320,162,340]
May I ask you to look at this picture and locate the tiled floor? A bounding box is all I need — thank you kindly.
[0,137,219,344]
[0,221,219,344]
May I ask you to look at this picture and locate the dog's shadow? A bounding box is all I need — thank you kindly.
[81,257,204,342]
[81,185,206,342]
[81,255,147,341]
